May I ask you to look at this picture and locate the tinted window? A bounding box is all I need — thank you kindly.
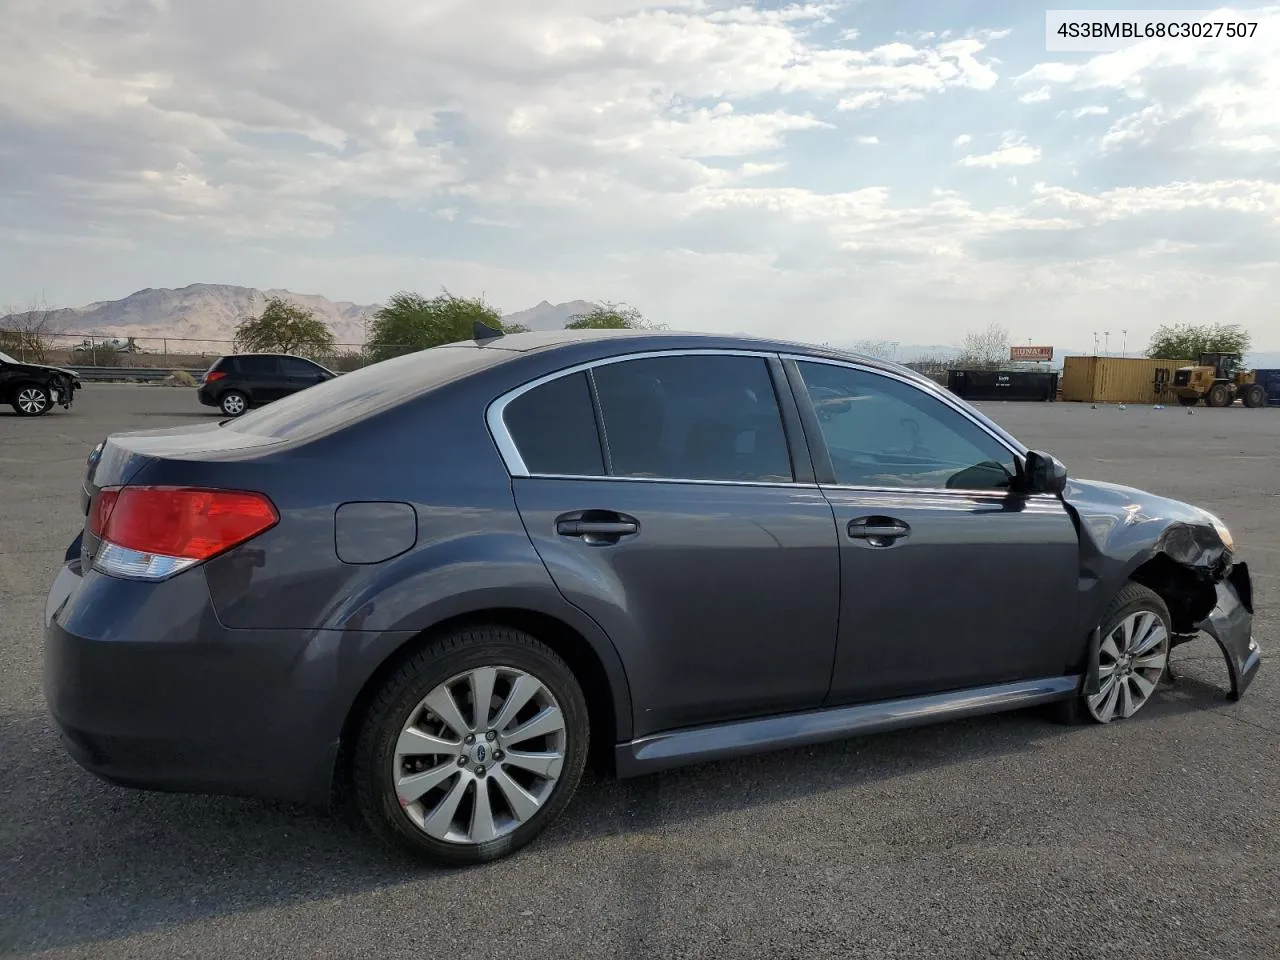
[796,361,1017,490]
[281,356,323,376]
[236,355,280,375]
[593,355,793,483]
[504,372,605,476]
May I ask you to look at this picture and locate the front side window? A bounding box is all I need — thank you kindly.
[796,361,1017,491]
[592,355,794,483]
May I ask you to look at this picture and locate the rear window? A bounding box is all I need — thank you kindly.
[222,345,506,440]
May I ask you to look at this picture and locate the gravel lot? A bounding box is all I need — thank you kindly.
[2,385,1277,959]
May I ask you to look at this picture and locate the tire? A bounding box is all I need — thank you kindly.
[1056,583,1171,725]
[1176,395,1199,407]
[11,383,52,416]
[353,626,590,866]
[1242,384,1267,409]
[219,390,249,417]
[1206,383,1230,408]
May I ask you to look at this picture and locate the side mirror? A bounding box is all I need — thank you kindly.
[1023,450,1068,495]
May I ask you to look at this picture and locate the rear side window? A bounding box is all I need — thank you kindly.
[593,355,794,483]
[504,372,605,476]
[236,355,280,375]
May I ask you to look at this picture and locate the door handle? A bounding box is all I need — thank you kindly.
[555,512,640,544]
[847,516,910,545]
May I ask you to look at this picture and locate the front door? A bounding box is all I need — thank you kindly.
[498,353,841,738]
[788,358,1081,705]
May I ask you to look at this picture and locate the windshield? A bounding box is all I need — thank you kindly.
[0,351,17,364]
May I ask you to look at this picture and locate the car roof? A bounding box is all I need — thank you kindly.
[450,328,930,382]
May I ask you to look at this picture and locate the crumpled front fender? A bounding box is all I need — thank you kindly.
[1194,562,1261,701]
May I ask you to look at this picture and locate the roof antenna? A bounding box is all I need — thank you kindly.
[473,320,505,342]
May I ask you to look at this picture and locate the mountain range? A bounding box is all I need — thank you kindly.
[3,284,1277,369]
[1,284,598,346]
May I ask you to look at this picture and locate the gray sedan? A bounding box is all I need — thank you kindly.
[43,327,1259,864]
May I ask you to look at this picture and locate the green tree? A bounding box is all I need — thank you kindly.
[234,297,336,357]
[366,290,527,361]
[1147,322,1251,360]
[564,302,664,330]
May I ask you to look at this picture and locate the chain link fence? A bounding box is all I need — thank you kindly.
[0,331,418,374]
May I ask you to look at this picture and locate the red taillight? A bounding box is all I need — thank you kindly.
[90,486,278,560]
[205,370,227,383]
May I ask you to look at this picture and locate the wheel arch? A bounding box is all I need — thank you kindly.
[1125,551,1218,636]
[330,606,630,807]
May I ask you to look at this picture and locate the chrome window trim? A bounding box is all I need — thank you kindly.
[486,346,1034,494]
[486,348,782,480]
[779,353,1030,462]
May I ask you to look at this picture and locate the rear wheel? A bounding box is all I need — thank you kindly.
[12,384,51,416]
[1242,384,1267,409]
[353,626,589,865]
[1207,383,1231,407]
[219,390,248,417]
[1176,394,1199,407]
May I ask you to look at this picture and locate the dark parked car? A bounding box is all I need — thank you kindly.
[197,352,335,417]
[0,350,81,416]
[44,329,1259,864]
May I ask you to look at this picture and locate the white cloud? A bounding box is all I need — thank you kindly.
[0,2,1278,349]
[957,133,1042,168]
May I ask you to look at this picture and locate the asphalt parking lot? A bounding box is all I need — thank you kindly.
[2,385,1277,960]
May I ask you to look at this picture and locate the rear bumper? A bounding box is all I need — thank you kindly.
[196,385,218,407]
[43,559,345,807]
[1195,562,1261,701]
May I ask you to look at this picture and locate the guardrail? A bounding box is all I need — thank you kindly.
[71,366,204,382]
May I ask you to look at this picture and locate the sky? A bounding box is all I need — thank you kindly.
[2,0,1279,350]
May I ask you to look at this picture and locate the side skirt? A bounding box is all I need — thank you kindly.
[614,676,1080,778]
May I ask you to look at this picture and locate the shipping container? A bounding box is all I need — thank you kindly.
[947,369,1059,402]
[1254,369,1280,405]
[1060,356,1191,404]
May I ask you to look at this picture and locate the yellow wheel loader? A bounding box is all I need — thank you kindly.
[1171,353,1268,408]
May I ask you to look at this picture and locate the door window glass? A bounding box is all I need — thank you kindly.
[796,361,1017,490]
[236,355,280,375]
[504,371,606,476]
[593,355,794,482]
[281,357,322,377]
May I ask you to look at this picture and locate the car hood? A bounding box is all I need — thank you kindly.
[1064,476,1230,568]
[7,361,81,379]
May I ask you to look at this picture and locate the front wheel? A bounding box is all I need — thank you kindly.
[12,384,52,416]
[1058,583,1171,725]
[1207,383,1231,407]
[353,626,590,865]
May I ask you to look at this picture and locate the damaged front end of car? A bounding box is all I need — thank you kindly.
[1065,479,1261,702]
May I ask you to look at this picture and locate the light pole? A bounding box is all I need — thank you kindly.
[1121,329,1127,357]
[1093,332,1099,355]
[1104,331,1110,355]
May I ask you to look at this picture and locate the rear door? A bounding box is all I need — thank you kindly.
[235,355,287,402]
[496,351,841,738]
[784,357,1081,705]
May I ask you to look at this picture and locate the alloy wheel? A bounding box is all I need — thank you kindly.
[17,387,49,414]
[392,665,567,845]
[222,394,246,416]
[1086,610,1169,722]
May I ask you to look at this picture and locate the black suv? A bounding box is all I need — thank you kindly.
[0,349,81,416]
[197,353,336,417]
